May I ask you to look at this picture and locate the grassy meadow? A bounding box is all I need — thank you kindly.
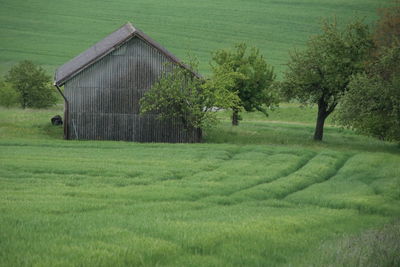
[0,0,389,75]
[1,105,399,266]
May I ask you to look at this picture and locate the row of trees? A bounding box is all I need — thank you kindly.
[142,1,400,142]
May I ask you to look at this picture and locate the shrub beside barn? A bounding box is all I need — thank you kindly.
[54,22,201,142]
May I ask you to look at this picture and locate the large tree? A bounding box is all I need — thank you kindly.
[5,60,56,109]
[211,43,276,126]
[279,20,374,141]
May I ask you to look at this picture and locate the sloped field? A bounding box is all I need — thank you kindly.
[0,0,387,74]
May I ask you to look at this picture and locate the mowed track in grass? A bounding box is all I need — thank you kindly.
[0,106,400,266]
[0,0,387,74]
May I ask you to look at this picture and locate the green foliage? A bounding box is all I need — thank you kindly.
[335,46,400,141]
[279,19,374,140]
[0,80,19,108]
[5,60,56,109]
[212,43,277,125]
[281,20,373,104]
[140,58,240,130]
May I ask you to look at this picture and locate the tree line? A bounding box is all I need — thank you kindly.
[1,1,399,142]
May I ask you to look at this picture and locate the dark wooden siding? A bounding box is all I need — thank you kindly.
[64,37,201,142]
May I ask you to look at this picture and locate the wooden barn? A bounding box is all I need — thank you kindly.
[54,22,201,142]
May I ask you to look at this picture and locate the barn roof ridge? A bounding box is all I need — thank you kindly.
[54,22,196,86]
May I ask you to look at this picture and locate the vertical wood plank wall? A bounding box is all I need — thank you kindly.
[64,37,201,143]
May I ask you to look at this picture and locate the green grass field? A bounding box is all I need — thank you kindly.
[1,1,398,265]
[0,0,389,75]
[1,105,399,266]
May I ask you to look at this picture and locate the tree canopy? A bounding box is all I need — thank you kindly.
[5,60,56,109]
[140,58,240,132]
[211,43,277,125]
[279,20,374,141]
[335,47,400,141]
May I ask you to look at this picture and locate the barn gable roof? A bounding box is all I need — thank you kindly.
[54,22,194,86]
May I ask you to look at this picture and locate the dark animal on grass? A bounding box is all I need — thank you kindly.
[51,115,63,126]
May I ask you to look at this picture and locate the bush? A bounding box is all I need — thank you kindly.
[335,46,400,142]
[0,80,19,108]
[5,60,57,109]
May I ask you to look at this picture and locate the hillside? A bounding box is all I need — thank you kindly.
[0,0,388,75]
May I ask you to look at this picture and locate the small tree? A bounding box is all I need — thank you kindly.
[140,58,240,132]
[279,19,373,141]
[211,43,277,126]
[5,60,56,109]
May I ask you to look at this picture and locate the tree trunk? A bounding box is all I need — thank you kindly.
[21,98,26,109]
[232,109,239,126]
[21,92,28,109]
[314,101,328,141]
[314,113,326,141]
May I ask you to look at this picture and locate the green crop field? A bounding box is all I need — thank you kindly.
[1,105,399,266]
[0,0,389,75]
[1,0,399,265]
